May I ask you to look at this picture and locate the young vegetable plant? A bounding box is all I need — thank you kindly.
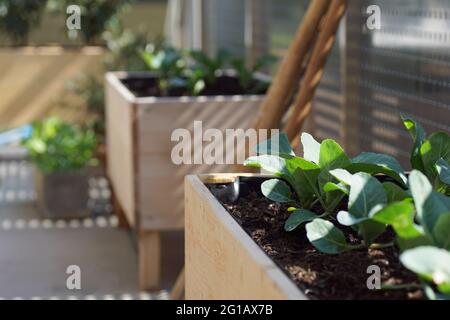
[395,171,450,300]
[244,132,407,253]
[231,55,277,93]
[139,46,186,95]
[401,114,450,195]
[324,168,450,298]
[389,170,450,251]
[291,164,448,254]
[186,49,231,95]
[306,168,413,253]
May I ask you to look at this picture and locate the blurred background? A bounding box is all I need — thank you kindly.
[1,0,449,164]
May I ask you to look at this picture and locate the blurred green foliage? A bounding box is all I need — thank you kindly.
[231,55,277,93]
[102,21,152,71]
[47,0,130,44]
[140,45,276,96]
[184,49,231,95]
[23,118,97,173]
[140,44,186,94]
[64,23,155,140]
[65,74,105,137]
[0,0,48,45]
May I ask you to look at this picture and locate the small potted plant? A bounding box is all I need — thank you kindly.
[23,117,98,219]
[185,114,450,300]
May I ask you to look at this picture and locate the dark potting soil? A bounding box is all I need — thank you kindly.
[121,75,268,97]
[207,178,424,300]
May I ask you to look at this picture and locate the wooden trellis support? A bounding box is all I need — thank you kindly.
[284,0,347,147]
[252,0,330,132]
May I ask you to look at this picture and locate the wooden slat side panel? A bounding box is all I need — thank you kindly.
[105,76,136,227]
[137,99,263,230]
[185,175,305,300]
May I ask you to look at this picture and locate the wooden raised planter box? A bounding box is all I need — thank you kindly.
[105,72,265,289]
[185,174,307,300]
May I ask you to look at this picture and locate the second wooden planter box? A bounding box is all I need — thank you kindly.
[105,72,265,289]
[185,174,307,300]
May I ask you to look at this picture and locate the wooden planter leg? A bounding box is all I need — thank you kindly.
[170,267,185,300]
[139,231,161,290]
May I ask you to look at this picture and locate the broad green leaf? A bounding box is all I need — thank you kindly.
[261,179,292,203]
[397,235,433,251]
[401,114,426,171]
[433,213,450,250]
[301,132,320,163]
[401,246,450,293]
[323,182,349,195]
[318,140,351,209]
[306,219,354,254]
[436,158,450,185]
[284,209,319,232]
[245,155,300,202]
[27,138,46,153]
[318,139,351,170]
[383,182,410,202]
[255,133,295,158]
[348,152,407,186]
[192,79,205,95]
[439,283,450,295]
[244,155,287,176]
[409,170,450,235]
[358,220,387,245]
[337,211,368,226]
[330,168,353,185]
[421,132,450,182]
[285,157,321,207]
[318,141,351,186]
[348,173,387,217]
[409,170,433,223]
[424,284,450,300]
[347,172,387,243]
[371,200,423,239]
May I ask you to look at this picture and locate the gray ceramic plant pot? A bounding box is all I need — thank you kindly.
[34,168,89,219]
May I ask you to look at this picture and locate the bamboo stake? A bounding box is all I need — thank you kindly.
[235,0,330,172]
[284,0,347,148]
[253,0,330,132]
[170,267,185,300]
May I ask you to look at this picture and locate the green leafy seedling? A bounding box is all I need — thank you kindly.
[140,46,186,94]
[231,55,277,93]
[401,114,450,195]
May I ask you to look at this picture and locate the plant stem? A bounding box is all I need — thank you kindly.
[351,243,366,250]
[368,242,395,249]
[326,195,343,213]
[317,196,328,212]
[381,283,423,291]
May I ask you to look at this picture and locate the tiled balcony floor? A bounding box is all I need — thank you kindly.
[0,149,182,300]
